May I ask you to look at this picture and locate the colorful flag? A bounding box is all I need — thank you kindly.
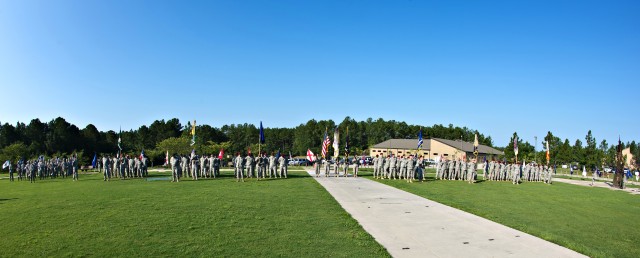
[2,160,10,170]
[344,126,350,156]
[92,153,97,168]
[190,120,196,146]
[140,149,145,160]
[118,127,122,150]
[218,148,224,159]
[307,149,316,161]
[332,127,339,158]
[417,128,423,150]
[289,151,292,159]
[546,141,550,163]
[276,150,281,159]
[513,135,518,156]
[321,127,330,159]
[165,150,169,166]
[259,121,265,144]
[190,149,195,159]
[248,147,252,155]
[473,133,479,153]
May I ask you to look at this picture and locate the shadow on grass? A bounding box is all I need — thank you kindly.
[0,198,18,204]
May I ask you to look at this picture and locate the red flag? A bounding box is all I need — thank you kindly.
[248,147,252,155]
[218,148,224,159]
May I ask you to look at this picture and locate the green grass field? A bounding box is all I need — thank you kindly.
[357,168,640,258]
[0,169,389,257]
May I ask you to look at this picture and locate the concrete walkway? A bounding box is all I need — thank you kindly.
[554,178,640,195]
[306,169,586,258]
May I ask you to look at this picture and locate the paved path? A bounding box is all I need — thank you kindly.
[306,169,586,258]
[554,178,640,195]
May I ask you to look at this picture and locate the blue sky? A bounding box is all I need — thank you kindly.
[1,0,638,147]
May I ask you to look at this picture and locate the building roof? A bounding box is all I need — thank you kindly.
[432,138,504,155]
[371,138,503,155]
[371,139,431,150]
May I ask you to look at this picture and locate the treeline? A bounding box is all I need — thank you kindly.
[502,131,640,171]
[0,117,492,166]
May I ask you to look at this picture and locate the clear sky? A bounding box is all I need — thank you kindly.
[1,0,638,147]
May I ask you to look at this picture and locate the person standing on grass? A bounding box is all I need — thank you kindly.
[8,161,14,182]
[278,154,286,178]
[268,152,276,178]
[170,154,180,182]
[245,153,254,179]
[235,152,244,182]
[72,155,79,181]
[324,157,331,177]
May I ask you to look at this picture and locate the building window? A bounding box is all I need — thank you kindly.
[398,151,403,153]
[424,152,428,155]
[443,154,448,156]
[433,153,438,156]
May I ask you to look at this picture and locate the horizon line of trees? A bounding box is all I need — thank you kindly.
[0,117,492,166]
[1,117,637,171]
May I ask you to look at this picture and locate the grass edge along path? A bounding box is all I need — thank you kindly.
[0,170,389,257]
[355,168,639,258]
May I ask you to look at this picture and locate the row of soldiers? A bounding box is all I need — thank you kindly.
[168,152,292,182]
[484,161,553,184]
[232,152,290,182]
[435,159,478,183]
[314,155,363,178]
[370,154,426,183]
[6,156,79,182]
[100,155,148,181]
[168,154,222,182]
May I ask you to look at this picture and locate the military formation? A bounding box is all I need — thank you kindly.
[168,152,292,183]
[100,154,149,181]
[434,159,478,183]
[169,153,221,182]
[483,161,554,184]
[5,155,79,183]
[367,154,426,183]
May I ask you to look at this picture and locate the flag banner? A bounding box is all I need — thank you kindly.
[248,147,252,155]
[333,127,339,158]
[307,149,316,161]
[218,148,224,159]
[513,136,518,156]
[92,153,97,167]
[140,149,145,160]
[165,150,169,166]
[118,127,122,150]
[344,126,350,156]
[321,127,330,159]
[2,160,9,170]
[191,149,195,159]
[418,128,423,150]
[190,120,196,146]
[473,134,479,153]
[546,141,550,163]
[276,150,281,159]
[259,121,265,144]
[289,151,292,159]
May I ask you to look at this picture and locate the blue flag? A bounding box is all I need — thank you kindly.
[92,153,97,168]
[276,150,280,159]
[259,121,265,144]
[417,128,423,149]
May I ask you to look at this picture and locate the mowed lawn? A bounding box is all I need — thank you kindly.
[0,169,388,257]
[358,168,640,258]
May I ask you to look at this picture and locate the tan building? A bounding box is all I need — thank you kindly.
[369,138,504,162]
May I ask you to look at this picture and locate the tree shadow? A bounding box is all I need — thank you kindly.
[0,198,18,204]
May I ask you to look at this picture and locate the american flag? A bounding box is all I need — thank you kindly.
[513,136,518,156]
[321,128,331,159]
